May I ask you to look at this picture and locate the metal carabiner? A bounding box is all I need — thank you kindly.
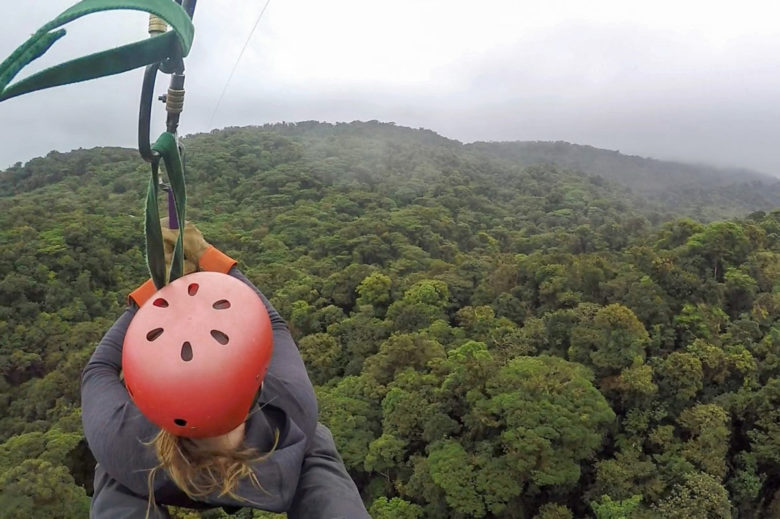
[138,63,160,163]
[138,0,198,163]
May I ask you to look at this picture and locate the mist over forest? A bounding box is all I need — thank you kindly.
[1,121,779,518]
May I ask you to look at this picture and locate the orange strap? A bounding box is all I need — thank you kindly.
[198,245,237,273]
[128,279,157,307]
[128,246,237,307]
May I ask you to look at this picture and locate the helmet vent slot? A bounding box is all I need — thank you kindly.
[211,330,229,345]
[174,418,187,427]
[146,328,164,341]
[153,298,169,307]
[181,342,193,361]
[188,283,199,296]
[213,299,231,310]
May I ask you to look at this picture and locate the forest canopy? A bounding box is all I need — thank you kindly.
[1,121,779,518]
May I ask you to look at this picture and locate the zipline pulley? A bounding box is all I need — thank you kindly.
[0,0,198,289]
[138,0,197,163]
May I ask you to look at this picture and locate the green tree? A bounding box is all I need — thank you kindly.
[386,280,450,332]
[723,267,758,316]
[654,472,731,519]
[590,494,642,519]
[369,497,424,519]
[427,440,485,517]
[534,503,573,519]
[317,377,381,471]
[363,333,446,386]
[590,449,663,504]
[569,304,649,377]
[606,359,658,410]
[686,222,752,280]
[677,404,729,478]
[298,333,342,385]
[472,355,615,489]
[0,458,90,518]
[657,352,703,405]
[356,272,392,311]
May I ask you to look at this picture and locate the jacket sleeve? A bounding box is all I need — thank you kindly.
[91,464,171,519]
[287,423,370,519]
[81,305,162,496]
[228,267,319,445]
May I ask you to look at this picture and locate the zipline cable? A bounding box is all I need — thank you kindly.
[208,0,272,127]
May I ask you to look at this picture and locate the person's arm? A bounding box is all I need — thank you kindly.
[81,306,163,496]
[287,423,370,519]
[91,464,171,519]
[229,266,318,444]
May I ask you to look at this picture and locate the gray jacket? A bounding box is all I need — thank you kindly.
[81,268,369,518]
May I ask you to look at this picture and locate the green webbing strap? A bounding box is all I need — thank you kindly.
[0,0,194,102]
[146,132,186,289]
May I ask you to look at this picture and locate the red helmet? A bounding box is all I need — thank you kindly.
[123,271,273,438]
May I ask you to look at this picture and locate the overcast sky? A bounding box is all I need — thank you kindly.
[2,1,780,175]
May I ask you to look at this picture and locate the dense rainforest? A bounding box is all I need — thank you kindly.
[0,121,779,518]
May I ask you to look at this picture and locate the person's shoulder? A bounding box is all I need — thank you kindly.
[260,371,318,432]
[247,394,307,449]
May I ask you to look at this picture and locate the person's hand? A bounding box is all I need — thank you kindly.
[163,244,198,275]
[160,218,211,274]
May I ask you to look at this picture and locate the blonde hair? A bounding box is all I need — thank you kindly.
[145,427,279,517]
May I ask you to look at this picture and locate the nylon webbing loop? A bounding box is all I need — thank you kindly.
[0,0,194,102]
[146,132,187,289]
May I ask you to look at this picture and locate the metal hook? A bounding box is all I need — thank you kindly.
[138,63,160,163]
[138,0,198,163]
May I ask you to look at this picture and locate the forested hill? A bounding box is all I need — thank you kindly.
[4,121,778,221]
[467,140,780,220]
[467,140,772,191]
[1,121,780,518]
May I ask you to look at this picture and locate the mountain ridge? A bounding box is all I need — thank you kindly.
[2,121,779,221]
[465,139,775,191]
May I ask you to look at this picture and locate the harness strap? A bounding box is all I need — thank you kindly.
[146,132,187,289]
[0,0,194,102]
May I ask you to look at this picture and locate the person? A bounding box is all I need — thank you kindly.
[81,220,370,518]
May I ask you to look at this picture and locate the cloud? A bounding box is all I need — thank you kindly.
[2,1,780,176]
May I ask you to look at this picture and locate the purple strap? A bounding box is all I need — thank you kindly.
[167,189,179,229]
